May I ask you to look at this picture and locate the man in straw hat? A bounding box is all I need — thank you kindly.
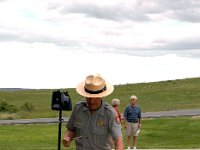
[62,74,124,150]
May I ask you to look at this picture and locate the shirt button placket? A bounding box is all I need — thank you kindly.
[83,116,92,149]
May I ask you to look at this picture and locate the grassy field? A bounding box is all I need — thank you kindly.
[0,116,200,149]
[0,77,200,120]
[1,77,200,149]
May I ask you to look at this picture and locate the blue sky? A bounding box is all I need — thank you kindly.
[1,0,200,89]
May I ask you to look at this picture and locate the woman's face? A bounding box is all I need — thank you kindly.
[86,97,102,111]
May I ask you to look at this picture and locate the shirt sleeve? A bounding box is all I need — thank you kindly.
[123,106,128,119]
[109,109,123,140]
[66,104,78,131]
[138,106,141,119]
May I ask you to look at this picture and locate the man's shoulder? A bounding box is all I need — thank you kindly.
[76,100,87,105]
[103,102,116,115]
[136,105,141,109]
[104,101,113,109]
[74,100,87,110]
[125,104,131,109]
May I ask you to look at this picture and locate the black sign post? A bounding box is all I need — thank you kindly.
[51,90,72,150]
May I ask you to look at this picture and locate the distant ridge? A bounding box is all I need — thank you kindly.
[0,77,200,91]
[0,88,33,91]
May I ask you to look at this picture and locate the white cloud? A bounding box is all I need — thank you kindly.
[1,43,200,89]
[0,0,200,89]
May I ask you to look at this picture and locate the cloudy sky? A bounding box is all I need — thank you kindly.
[1,0,200,89]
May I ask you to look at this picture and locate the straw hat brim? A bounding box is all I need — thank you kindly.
[76,81,114,98]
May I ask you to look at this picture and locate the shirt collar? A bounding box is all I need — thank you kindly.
[82,100,105,117]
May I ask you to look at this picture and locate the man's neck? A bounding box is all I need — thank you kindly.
[89,101,102,114]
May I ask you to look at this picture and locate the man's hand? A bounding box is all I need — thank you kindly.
[62,136,71,147]
[124,124,127,129]
[138,123,141,129]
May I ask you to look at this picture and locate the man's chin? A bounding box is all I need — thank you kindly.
[89,107,100,111]
[88,104,101,111]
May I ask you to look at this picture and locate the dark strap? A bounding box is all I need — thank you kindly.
[84,86,106,94]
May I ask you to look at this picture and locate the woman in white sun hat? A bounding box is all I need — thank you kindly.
[62,74,124,150]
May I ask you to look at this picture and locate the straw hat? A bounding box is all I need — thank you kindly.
[76,74,114,98]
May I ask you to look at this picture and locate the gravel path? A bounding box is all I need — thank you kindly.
[1,109,200,125]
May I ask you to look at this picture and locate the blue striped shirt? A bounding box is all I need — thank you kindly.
[124,105,141,123]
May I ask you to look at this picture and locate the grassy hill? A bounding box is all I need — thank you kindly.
[0,77,200,119]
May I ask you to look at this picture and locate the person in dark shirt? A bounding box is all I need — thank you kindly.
[124,95,141,150]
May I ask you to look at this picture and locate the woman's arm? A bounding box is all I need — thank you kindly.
[115,136,124,150]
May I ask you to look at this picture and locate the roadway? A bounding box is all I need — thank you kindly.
[1,109,200,125]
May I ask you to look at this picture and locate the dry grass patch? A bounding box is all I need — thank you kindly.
[0,113,19,120]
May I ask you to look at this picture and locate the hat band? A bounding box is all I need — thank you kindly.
[84,86,106,94]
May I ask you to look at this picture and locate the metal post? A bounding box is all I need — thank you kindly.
[58,97,63,150]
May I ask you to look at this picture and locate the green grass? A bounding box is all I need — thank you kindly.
[136,116,200,149]
[1,116,200,149]
[1,77,200,149]
[0,77,200,119]
[0,124,62,150]
[112,77,200,113]
[0,89,80,119]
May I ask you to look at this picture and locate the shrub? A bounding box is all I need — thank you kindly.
[0,101,18,113]
[21,102,34,112]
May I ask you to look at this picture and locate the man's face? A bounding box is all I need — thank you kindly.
[86,97,102,111]
[130,98,136,105]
